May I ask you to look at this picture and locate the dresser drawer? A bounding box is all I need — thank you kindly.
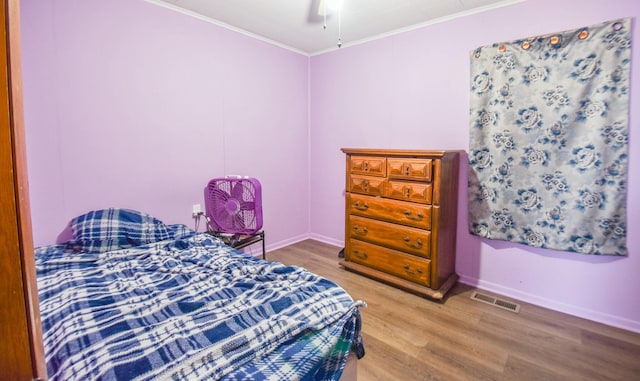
[350,156,386,177]
[347,193,432,230]
[349,239,431,286]
[386,180,433,204]
[348,215,431,258]
[348,175,385,196]
[388,158,432,181]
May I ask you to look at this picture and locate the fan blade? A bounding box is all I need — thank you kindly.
[241,211,256,229]
[233,213,246,230]
[213,204,233,220]
[210,188,230,202]
[239,200,255,211]
[231,182,245,200]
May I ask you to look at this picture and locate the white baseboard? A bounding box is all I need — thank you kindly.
[262,233,342,253]
[307,233,343,248]
[264,233,310,253]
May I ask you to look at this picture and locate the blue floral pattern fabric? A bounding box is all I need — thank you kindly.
[468,18,630,255]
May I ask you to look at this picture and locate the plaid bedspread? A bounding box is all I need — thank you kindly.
[35,233,363,380]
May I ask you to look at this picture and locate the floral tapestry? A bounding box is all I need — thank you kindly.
[468,18,631,255]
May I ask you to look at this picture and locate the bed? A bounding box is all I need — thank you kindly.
[35,208,365,380]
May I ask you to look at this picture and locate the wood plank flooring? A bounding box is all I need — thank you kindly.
[266,240,640,381]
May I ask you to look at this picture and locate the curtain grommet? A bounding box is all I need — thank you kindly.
[549,35,562,48]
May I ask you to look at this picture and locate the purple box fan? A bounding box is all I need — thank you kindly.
[204,177,263,235]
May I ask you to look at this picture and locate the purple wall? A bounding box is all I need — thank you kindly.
[310,0,640,332]
[21,0,311,251]
[21,0,640,333]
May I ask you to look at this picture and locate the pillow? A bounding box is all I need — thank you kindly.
[69,208,172,253]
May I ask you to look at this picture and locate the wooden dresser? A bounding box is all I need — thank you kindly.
[340,148,461,300]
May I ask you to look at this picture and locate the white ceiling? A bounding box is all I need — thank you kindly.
[149,0,523,55]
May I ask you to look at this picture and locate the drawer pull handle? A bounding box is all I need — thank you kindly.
[403,237,423,248]
[404,165,410,175]
[353,225,368,235]
[363,181,369,191]
[405,188,411,198]
[364,162,369,171]
[353,250,368,260]
[403,264,423,275]
[354,201,369,211]
[403,210,424,220]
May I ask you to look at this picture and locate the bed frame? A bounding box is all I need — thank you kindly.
[342,352,358,381]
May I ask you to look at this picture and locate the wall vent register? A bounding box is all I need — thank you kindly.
[470,291,521,313]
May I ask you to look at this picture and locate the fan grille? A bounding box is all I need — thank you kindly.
[204,178,263,235]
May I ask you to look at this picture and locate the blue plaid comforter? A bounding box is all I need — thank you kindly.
[35,233,364,380]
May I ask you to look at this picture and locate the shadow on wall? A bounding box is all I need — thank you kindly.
[455,151,482,284]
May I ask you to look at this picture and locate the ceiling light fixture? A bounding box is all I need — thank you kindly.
[317,0,342,16]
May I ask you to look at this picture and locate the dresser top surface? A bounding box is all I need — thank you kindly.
[341,148,464,157]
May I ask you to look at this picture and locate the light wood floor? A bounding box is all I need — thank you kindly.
[267,240,640,381]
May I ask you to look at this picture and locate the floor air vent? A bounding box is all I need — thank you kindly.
[470,292,520,313]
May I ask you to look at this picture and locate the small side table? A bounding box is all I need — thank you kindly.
[209,231,266,259]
